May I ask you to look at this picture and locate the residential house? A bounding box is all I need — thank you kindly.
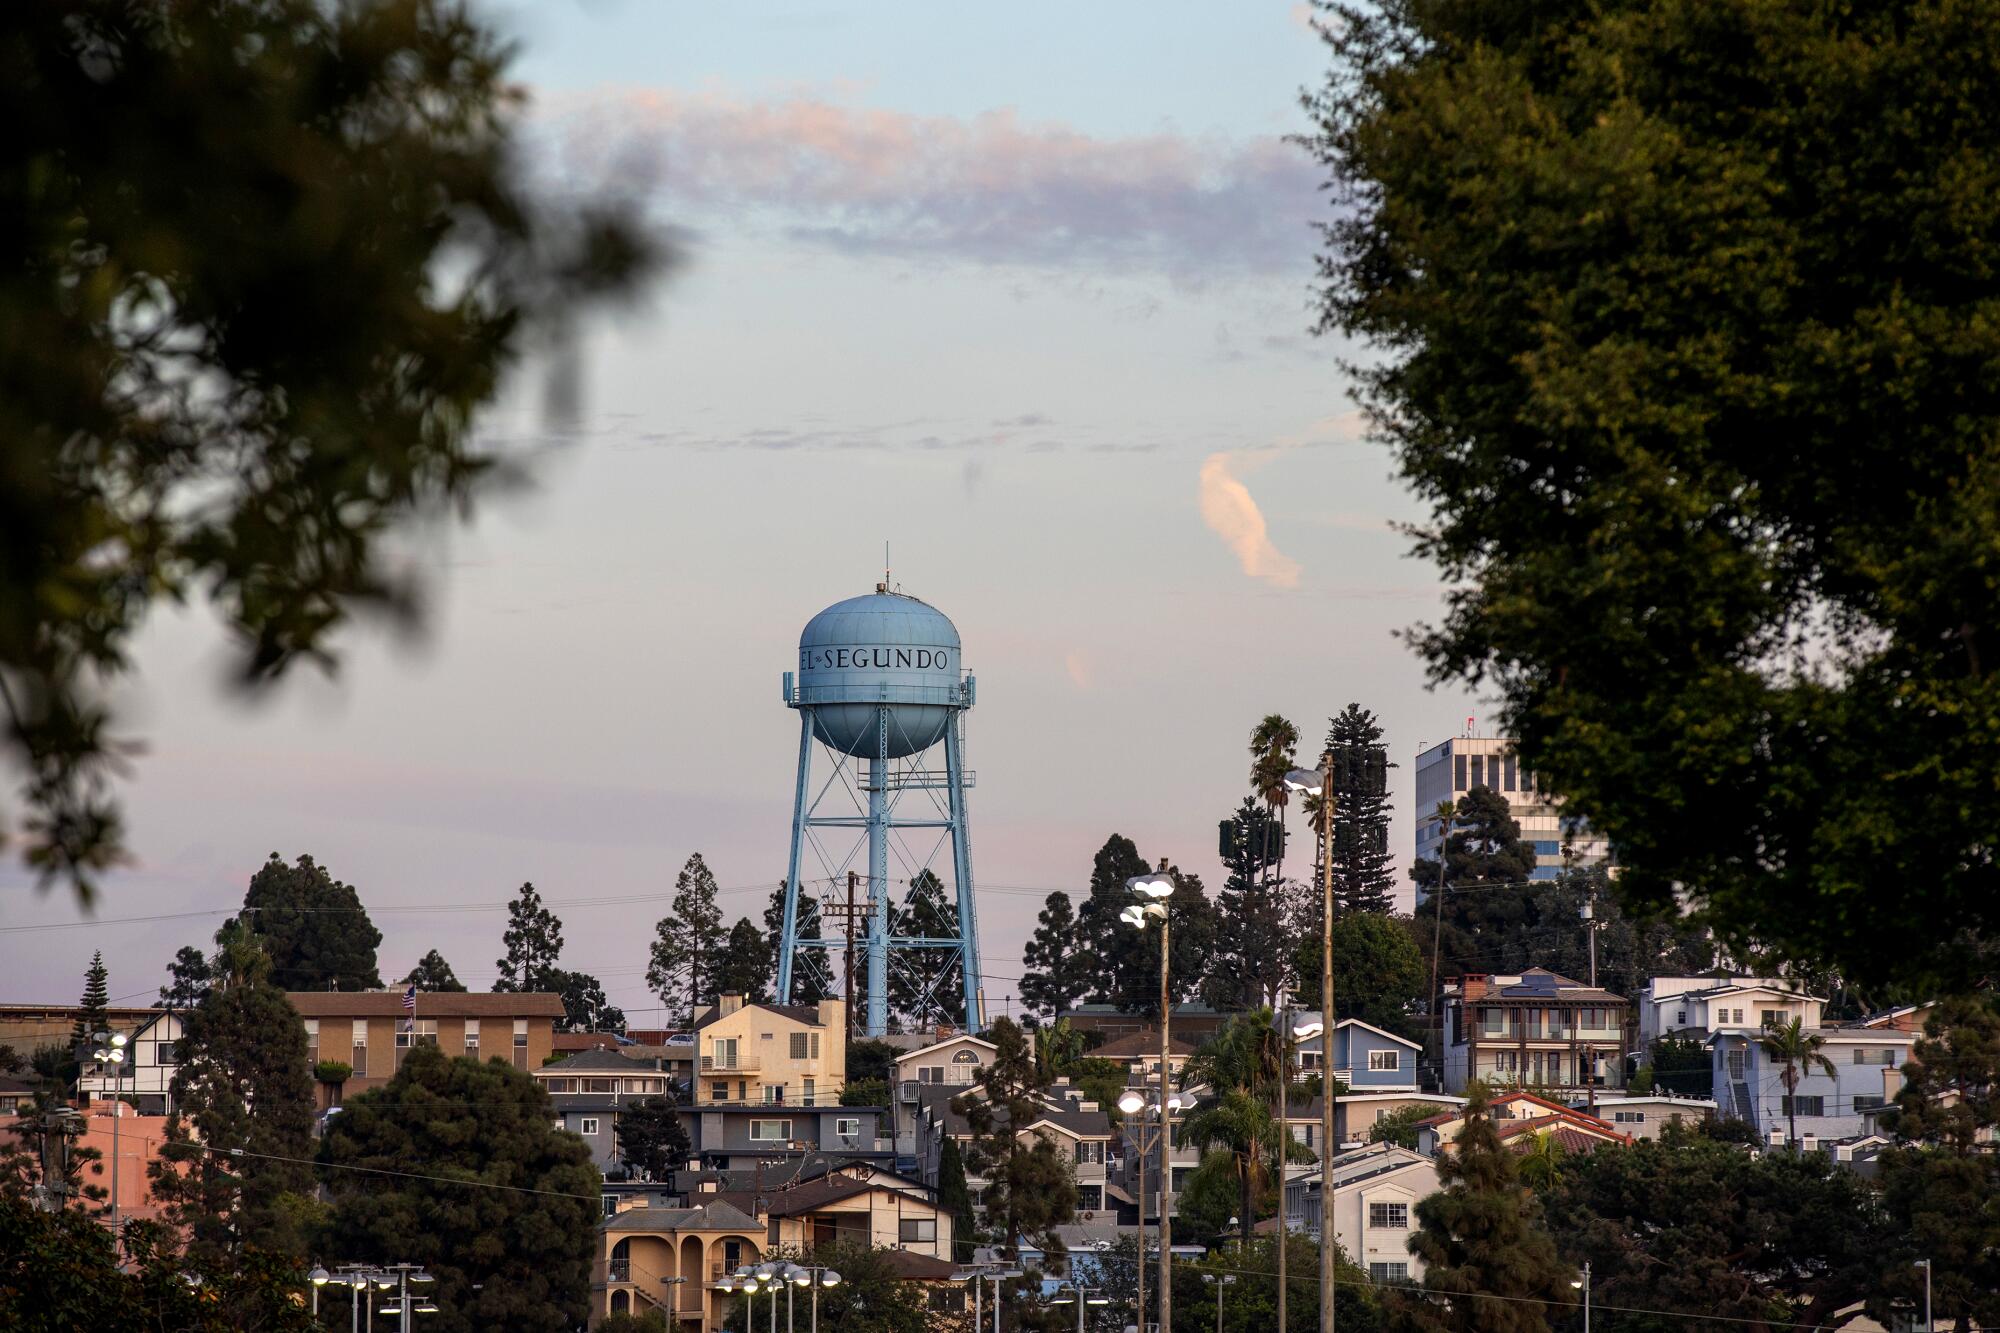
[892,1033,995,1166]
[594,1197,767,1329]
[1059,1002,1235,1046]
[534,1049,678,1175]
[1283,1092,1466,1155]
[913,1082,1117,1227]
[693,996,846,1109]
[1574,1093,1716,1141]
[1413,1092,1631,1158]
[1442,969,1627,1094]
[0,1075,39,1115]
[687,1101,893,1175]
[1282,1144,1442,1285]
[77,1009,188,1115]
[289,990,564,1105]
[1636,977,1824,1048]
[1086,1029,1197,1089]
[1296,1019,1423,1092]
[1710,1023,1913,1145]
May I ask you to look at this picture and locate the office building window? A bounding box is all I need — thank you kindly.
[397,1019,437,1049]
[899,1218,936,1243]
[1369,1263,1409,1283]
[1368,1050,1401,1072]
[580,1118,600,1137]
[464,1019,479,1059]
[351,1030,367,1077]
[1780,1095,1826,1117]
[749,1120,791,1142]
[1454,755,1467,789]
[1469,754,1484,787]
[1503,756,1517,790]
[1369,1202,1409,1229]
[513,1019,529,1070]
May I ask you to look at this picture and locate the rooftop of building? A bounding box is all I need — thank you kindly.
[536,1049,668,1075]
[693,999,830,1030]
[602,1200,763,1233]
[286,991,565,1017]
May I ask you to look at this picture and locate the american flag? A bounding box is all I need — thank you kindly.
[401,983,417,1031]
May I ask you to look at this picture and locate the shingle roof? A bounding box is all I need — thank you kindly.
[537,1049,663,1075]
[1090,1031,1197,1061]
[879,1250,963,1281]
[603,1200,762,1232]
[286,991,565,1017]
[1024,1105,1114,1138]
[694,1002,824,1031]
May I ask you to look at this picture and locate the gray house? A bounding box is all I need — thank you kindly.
[1709,1024,1913,1146]
[534,1048,679,1174]
[688,1102,894,1175]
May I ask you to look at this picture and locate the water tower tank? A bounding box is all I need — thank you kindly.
[796,589,962,759]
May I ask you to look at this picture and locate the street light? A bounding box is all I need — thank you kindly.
[1207,1273,1238,1333]
[1915,1259,1932,1333]
[952,1264,1024,1333]
[87,1030,128,1227]
[1049,1279,1109,1333]
[1285,755,1339,1333]
[661,1274,688,1323]
[1571,1261,1592,1333]
[1117,1087,1190,1333]
[1125,861,1178,1333]
[785,1266,841,1333]
[309,1267,330,1317]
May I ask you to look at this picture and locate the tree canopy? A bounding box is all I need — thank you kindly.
[402,949,467,993]
[0,0,655,902]
[232,852,382,991]
[494,881,564,994]
[647,853,725,1024]
[1305,0,2000,991]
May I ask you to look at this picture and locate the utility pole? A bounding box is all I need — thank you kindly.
[1276,1000,1290,1333]
[1319,749,1338,1333]
[845,871,858,1046]
[1157,858,1175,1333]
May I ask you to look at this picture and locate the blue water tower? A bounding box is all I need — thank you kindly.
[776,582,983,1035]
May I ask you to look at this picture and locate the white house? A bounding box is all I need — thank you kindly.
[77,1009,185,1116]
[1283,1144,1441,1285]
[1575,1093,1716,1141]
[892,1033,995,1165]
[1637,977,1824,1048]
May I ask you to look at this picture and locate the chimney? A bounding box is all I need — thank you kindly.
[817,998,844,1032]
[719,994,744,1017]
[1461,975,1490,1003]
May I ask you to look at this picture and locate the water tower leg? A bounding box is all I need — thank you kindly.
[866,707,891,1037]
[776,711,814,1003]
[944,714,983,1034]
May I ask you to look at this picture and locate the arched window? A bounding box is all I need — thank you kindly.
[611,1291,630,1313]
[952,1050,982,1065]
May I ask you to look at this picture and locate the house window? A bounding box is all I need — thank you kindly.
[1854,1095,1886,1112]
[802,1078,816,1107]
[351,1030,367,1077]
[1368,1202,1408,1229]
[1675,1010,1687,1026]
[1369,1263,1409,1283]
[1613,1111,1646,1124]
[750,1120,791,1141]
[1852,1048,1898,1066]
[899,1218,936,1243]
[580,1118,600,1136]
[603,1195,618,1218]
[790,1032,809,1060]
[1726,1050,1745,1080]
[1760,1010,1784,1029]
[713,1038,739,1069]
[1780,1095,1826,1117]
[1075,1141,1104,1165]
[546,1078,576,1094]
[1368,1050,1401,1072]
[1480,1009,1505,1037]
[711,1082,729,1101]
[764,1084,786,1105]
[465,1019,479,1059]
[836,1118,862,1139]
[1731,1009,1745,1024]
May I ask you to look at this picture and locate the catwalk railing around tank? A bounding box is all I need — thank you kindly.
[782,674,975,708]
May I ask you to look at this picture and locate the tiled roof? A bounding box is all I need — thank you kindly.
[286,991,564,1017]
[1502,1124,1624,1154]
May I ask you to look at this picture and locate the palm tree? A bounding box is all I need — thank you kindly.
[1515,1129,1566,1193]
[1183,1088,1315,1250]
[1759,1016,1837,1150]
[1249,715,1300,887]
[1034,1019,1086,1086]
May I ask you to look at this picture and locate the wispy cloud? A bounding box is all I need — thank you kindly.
[547,91,1320,278]
[1199,452,1302,588]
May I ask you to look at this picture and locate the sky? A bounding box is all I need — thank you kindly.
[0,1,1483,1023]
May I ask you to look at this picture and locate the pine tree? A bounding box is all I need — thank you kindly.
[937,1136,977,1261]
[150,921,316,1268]
[763,883,836,1004]
[1410,788,1540,988]
[322,1045,599,1333]
[646,854,725,1024]
[551,970,624,1034]
[1205,799,1291,1011]
[1074,836,1219,1013]
[72,950,110,1047]
[710,918,773,1003]
[158,946,213,1010]
[1019,891,1090,1023]
[494,881,565,993]
[955,1018,1075,1253]
[1324,704,1397,914]
[402,949,467,993]
[233,852,383,991]
[890,869,964,1029]
[614,1094,692,1183]
[1404,1082,1573,1333]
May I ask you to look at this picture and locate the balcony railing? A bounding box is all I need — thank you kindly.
[700,1055,759,1073]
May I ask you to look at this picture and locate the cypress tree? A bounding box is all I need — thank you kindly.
[937,1136,977,1261]
[494,881,565,993]
[1325,704,1397,914]
[1405,1082,1572,1333]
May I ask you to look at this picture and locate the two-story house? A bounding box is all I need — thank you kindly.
[1413,1092,1631,1158]
[1282,1143,1441,1285]
[1086,1029,1197,1089]
[693,996,846,1108]
[1575,1093,1716,1141]
[891,1033,995,1169]
[533,1049,679,1175]
[1637,977,1824,1048]
[912,1082,1115,1227]
[1442,969,1627,1094]
[1709,1023,1913,1145]
[77,1009,189,1115]
[290,990,564,1105]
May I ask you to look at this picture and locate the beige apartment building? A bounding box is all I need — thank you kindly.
[1413,734,1611,887]
[694,996,846,1107]
[290,991,564,1105]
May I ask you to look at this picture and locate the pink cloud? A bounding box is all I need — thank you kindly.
[548,91,1321,276]
[1199,452,1302,587]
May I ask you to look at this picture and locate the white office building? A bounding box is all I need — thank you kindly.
[1413,734,1610,885]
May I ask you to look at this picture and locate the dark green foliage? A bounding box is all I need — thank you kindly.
[847,1039,898,1085]
[494,881,564,994]
[233,853,382,991]
[954,1017,1076,1250]
[149,923,317,1267]
[1408,789,1538,983]
[1306,0,2000,992]
[764,883,837,1004]
[0,1045,21,1073]
[647,854,724,1023]
[1647,1036,1713,1098]
[552,968,624,1034]
[0,1085,106,1211]
[322,1045,600,1333]
[159,945,213,1009]
[402,949,467,993]
[890,869,966,1027]
[840,1078,891,1107]
[1073,835,1218,1013]
[1176,1234,1385,1333]
[937,1136,976,1260]
[615,1093,691,1183]
[1293,910,1427,1036]
[1547,1123,1885,1330]
[0,1197,318,1333]
[1206,799,1292,1011]
[0,0,655,904]
[1885,993,2000,1152]
[1403,1083,1571,1333]
[1368,1104,1433,1150]
[1324,704,1397,914]
[313,1060,352,1085]
[711,917,773,1002]
[785,1241,932,1333]
[1020,890,1091,1022]
[597,1315,672,1333]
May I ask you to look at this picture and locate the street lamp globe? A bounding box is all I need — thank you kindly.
[1283,768,1325,795]
[1126,872,1174,900]
[1117,1090,1147,1115]
[308,1267,330,1286]
[821,1271,842,1288]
